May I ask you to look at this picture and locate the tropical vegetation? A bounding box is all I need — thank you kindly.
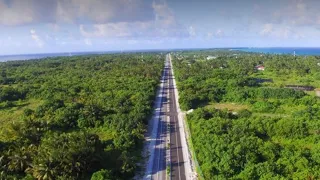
[173,50,320,179]
[0,53,164,179]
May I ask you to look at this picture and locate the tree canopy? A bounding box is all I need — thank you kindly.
[173,50,320,179]
[0,53,164,179]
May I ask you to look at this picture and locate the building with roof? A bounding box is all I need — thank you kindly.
[255,65,265,71]
[206,56,217,60]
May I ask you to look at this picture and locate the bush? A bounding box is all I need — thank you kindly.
[237,109,252,118]
[252,101,277,113]
[91,169,113,180]
[1,101,14,109]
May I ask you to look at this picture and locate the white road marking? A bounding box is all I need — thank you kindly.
[174,115,182,180]
[156,114,163,180]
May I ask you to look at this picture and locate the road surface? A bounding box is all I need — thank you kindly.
[167,55,186,180]
[144,54,189,180]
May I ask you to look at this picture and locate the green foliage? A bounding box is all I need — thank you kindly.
[91,169,114,180]
[187,108,320,179]
[173,51,320,179]
[252,101,277,112]
[0,87,27,101]
[0,53,164,179]
[26,132,103,179]
[237,109,252,118]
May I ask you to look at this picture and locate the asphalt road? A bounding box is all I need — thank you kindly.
[167,55,186,180]
[151,56,169,180]
[148,54,186,180]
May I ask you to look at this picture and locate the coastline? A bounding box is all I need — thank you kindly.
[232,47,320,56]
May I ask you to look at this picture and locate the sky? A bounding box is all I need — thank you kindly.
[0,0,320,55]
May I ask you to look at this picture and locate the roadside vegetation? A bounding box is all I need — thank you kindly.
[173,50,320,179]
[0,54,163,179]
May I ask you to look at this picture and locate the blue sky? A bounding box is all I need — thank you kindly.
[0,0,320,55]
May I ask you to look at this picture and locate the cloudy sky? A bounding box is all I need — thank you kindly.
[0,0,320,55]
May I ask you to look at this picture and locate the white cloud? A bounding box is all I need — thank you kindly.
[215,29,224,37]
[317,16,320,25]
[48,23,60,31]
[271,0,320,27]
[80,23,143,38]
[57,0,151,23]
[84,38,92,46]
[260,24,273,36]
[205,29,224,39]
[207,32,213,39]
[276,27,290,39]
[127,40,139,45]
[79,1,189,39]
[152,1,177,27]
[0,0,35,25]
[0,0,154,25]
[260,24,305,39]
[30,29,44,47]
[79,20,188,39]
[249,0,320,39]
[188,26,196,37]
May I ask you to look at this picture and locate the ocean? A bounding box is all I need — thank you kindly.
[232,47,320,56]
[0,52,111,62]
[0,49,169,62]
[1,48,320,62]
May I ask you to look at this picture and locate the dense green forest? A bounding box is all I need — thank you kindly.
[0,54,164,179]
[173,50,320,179]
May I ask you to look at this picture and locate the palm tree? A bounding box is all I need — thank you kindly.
[7,145,35,172]
[0,156,9,179]
[8,154,29,172]
[26,163,55,180]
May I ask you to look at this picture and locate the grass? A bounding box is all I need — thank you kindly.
[208,103,286,118]
[206,101,306,119]
[206,102,249,112]
[272,136,318,150]
[280,104,306,113]
[0,99,43,142]
[252,70,320,88]
[88,127,115,142]
[252,112,288,118]
[305,91,316,96]
[0,99,42,119]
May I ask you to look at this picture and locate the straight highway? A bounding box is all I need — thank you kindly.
[144,54,188,180]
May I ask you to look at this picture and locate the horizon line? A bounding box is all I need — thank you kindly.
[1,46,320,57]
